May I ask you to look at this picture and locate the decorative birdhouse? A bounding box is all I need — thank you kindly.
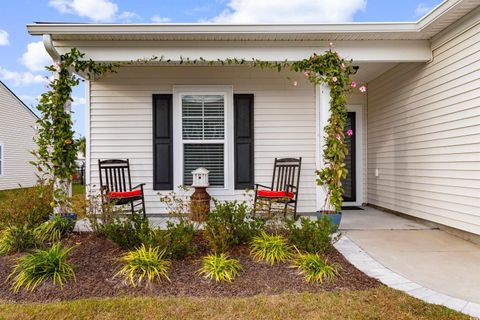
[192,167,209,188]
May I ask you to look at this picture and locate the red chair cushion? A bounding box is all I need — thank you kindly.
[108,190,142,199]
[257,190,294,199]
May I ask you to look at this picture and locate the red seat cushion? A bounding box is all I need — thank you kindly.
[257,190,294,199]
[108,190,142,199]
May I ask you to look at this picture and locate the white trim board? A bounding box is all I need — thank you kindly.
[343,104,364,207]
[47,40,432,63]
[85,80,91,187]
[0,143,4,177]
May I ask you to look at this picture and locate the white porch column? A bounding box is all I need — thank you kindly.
[44,34,73,214]
[315,83,331,210]
[53,98,73,214]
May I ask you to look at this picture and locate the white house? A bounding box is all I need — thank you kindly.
[27,0,480,235]
[0,81,38,190]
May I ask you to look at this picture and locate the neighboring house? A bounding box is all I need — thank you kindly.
[27,0,480,235]
[0,81,38,190]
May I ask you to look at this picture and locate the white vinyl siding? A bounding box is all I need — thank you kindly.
[88,66,319,215]
[0,83,38,190]
[367,14,480,235]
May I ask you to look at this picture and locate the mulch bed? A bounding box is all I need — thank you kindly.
[0,233,380,303]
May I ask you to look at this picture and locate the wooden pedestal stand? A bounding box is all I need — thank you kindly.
[190,186,211,222]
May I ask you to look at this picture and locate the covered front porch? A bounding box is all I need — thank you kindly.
[80,54,428,216]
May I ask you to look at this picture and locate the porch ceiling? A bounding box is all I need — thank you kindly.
[351,63,399,83]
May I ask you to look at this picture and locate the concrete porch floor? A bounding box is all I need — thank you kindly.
[339,207,480,305]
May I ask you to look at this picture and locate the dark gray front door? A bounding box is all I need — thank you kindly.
[342,112,356,202]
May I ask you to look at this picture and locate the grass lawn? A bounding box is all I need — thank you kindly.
[0,287,468,320]
[72,183,85,196]
[0,187,28,202]
[0,184,85,203]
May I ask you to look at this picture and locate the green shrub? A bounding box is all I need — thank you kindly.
[286,216,339,254]
[116,245,171,287]
[203,200,265,253]
[150,220,196,260]
[8,242,76,292]
[250,231,292,265]
[291,252,339,284]
[0,185,52,230]
[198,253,242,282]
[0,225,40,256]
[102,213,153,249]
[35,214,75,243]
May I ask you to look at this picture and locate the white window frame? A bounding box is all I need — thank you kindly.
[0,143,3,177]
[173,85,234,196]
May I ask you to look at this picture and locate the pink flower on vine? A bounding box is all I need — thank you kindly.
[359,85,367,93]
[336,134,341,140]
[311,53,317,59]
[304,70,311,77]
[346,129,353,136]
[329,42,334,47]
[53,62,60,71]
[332,76,337,82]
[350,81,357,88]
[340,63,345,69]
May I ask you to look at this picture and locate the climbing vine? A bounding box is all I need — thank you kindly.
[290,47,366,212]
[33,48,117,213]
[34,44,364,214]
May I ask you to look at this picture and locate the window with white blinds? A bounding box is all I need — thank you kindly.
[0,144,3,176]
[181,95,225,187]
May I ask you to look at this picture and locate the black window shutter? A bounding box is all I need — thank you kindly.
[153,94,173,190]
[234,94,254,190]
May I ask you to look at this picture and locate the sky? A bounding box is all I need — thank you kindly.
[0,0,443,137]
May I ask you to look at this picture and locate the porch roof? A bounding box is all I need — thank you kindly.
[26,0,477,42]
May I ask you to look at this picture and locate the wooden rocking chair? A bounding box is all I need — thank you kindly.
[98,159,146,218]
[254,157,302,220]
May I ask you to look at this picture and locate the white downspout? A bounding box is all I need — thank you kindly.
[43,34,61,62]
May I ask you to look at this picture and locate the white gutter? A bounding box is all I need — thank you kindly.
[27,22,419,36]
[416,0,461,31]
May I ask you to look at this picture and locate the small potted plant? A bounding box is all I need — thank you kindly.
[315,139,347,226]
[49,182,78,231]
[315,128,355,227]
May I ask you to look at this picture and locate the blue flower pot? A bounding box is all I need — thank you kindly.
[316,210,342,227]
[48,213,77,233]
[49,213,77,222]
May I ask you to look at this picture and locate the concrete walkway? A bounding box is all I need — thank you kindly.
[337,207,480,317]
